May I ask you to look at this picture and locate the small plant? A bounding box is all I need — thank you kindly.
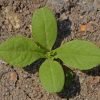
[0,7,100,93]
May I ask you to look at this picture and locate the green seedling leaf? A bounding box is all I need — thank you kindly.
[0,36,44,67]
[55,40,100,70]
[39,59,65,92]
[32,7,57,50]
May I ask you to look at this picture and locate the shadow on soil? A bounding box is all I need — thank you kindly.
[24,59,45,74]
[52,17,72,50]
[55,59,81,100]
[82,65,100,76]
[58,76,80,100]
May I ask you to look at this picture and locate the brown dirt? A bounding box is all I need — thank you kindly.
[0,0,100,100]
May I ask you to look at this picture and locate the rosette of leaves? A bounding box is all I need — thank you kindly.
[0,7,100,93]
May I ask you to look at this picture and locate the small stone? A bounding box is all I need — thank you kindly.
[98,90,100,100]
[80,24,87,32]
[10,72,17,81]
[5,7,21,29]
[8,13,20,29]
[87,22,94,32]
[93,0,100,10]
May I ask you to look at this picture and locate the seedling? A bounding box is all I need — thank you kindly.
[0,7,100,93]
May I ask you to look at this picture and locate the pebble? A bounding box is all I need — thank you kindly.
[93,0,100,10]
[98,90,100,100]
[87,22,94,32]
[80,24,87,32]
[5,6,21,29]
[10,71,17,81]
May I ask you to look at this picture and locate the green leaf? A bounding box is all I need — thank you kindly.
[0,36,44,67]
[32,7,57,50]
[39,59,65,92]
[55,40,100,70]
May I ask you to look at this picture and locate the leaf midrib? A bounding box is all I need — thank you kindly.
[42,8,48,50]
[48,60,56,90]
[60,52,100,57]
[58,48,100,57]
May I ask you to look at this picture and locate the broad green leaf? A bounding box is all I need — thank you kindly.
[55,40,100,70]
[32,7,57,50]
[39,59,65,92]
[0,36,44,67]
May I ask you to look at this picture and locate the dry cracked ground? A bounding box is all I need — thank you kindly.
[0,0,100,100]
